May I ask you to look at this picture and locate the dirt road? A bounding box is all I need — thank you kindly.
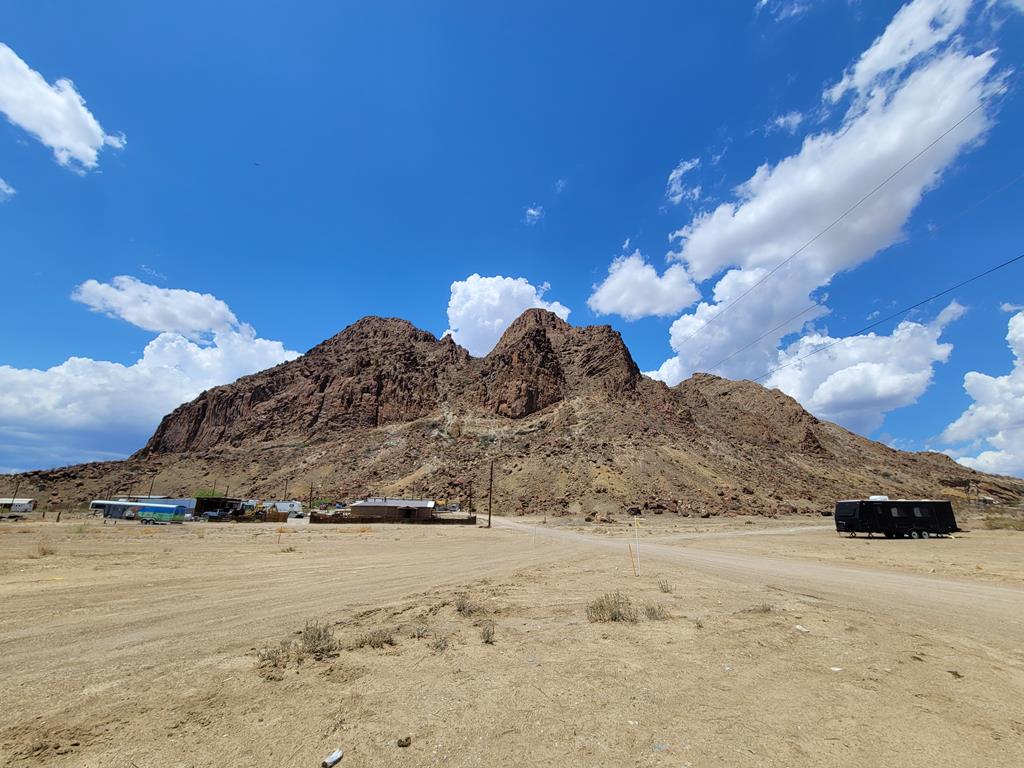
[493,517,1024,649]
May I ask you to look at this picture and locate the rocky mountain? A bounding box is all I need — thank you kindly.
[8,310,1024,516]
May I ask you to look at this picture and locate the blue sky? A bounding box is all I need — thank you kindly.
[1,0,1023,475]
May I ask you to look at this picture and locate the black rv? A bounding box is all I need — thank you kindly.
[834,498,960,538]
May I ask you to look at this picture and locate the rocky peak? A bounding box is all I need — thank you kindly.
[491,308,572,353]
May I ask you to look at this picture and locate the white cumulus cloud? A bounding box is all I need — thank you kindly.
[638,0,1009,438]
[0,42,124,172]
[666,157,701,205]
[941,310,1024,476]
[765,302,965,433]
[0,176,13,200]
[588,251,699,321]
[649,48,999,387]
[825,0,972,103]
[0,278,298,471]
[445,274,570,356]
[72,275,239,340]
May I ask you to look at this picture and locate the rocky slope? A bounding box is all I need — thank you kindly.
[8,310,1024,516]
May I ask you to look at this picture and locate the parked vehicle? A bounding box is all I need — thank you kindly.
[834,498,959,538]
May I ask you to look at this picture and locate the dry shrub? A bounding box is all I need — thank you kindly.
[586,592,638,623]
[30,542,56,558]
[694,617,704,629]
[281,545,297,553]
[480,621,496,644]
[657,579,673,594]
[299,620,338,659]
[353,628,394,650]
[748,602,774,614]
[257,639,293,668]
[642,601,669,620]
[410,624,429,640]
[429,634,449,653]
[454,593,481,617]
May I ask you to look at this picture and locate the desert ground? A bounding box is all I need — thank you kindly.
[2,513,1023,767]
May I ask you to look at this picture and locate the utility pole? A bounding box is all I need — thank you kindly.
[487,459,494,529]
[283,477,290,501]
[308,484,314,510]
[224,484,230,499]
[147,474,156,499]
[467,480,473,517]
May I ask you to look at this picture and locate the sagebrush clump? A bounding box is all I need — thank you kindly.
[353,628,395,649]
[642,601,669,620]
[586,592,638,623]
[299,620,338,659]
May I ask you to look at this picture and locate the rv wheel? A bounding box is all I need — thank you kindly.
[909,530,920,539]
[921,531,929,539]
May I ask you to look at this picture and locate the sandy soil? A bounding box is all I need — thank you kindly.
[2,516,1023,767]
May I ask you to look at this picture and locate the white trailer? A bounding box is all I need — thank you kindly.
[0,498,35,513]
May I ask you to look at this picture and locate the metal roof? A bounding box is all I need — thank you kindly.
[0,498,34,504]
[350,497,435,509]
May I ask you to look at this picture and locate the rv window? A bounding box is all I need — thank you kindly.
[913,507,930,518]
[890,507,898,516]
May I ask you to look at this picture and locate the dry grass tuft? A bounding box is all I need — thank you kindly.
[586,592,638,623]
[299,620,338,659]
[353,628,395,650]
[281,545,297,553]
[429,634,450,653]
[257,639,293,668]
[480,621,496,644]
[30,542,57,558]
[747,601,775,614]
[657,579,673,594]
[410,624,429,640]
[642,601,670,620]
[454,593,482,617]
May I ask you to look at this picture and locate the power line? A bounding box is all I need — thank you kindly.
[705,302,819,373]
[674,85,1007,349]
[752,251,1024,384]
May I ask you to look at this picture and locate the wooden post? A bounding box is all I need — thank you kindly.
[308,484,314,511]
[283,477,289,501]
[487,460,494,529]
[634,517,641,577]
[148,474,156,499]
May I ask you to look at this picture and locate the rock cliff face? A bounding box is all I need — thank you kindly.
[10,309,1024,516]
[140,309,642,455]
